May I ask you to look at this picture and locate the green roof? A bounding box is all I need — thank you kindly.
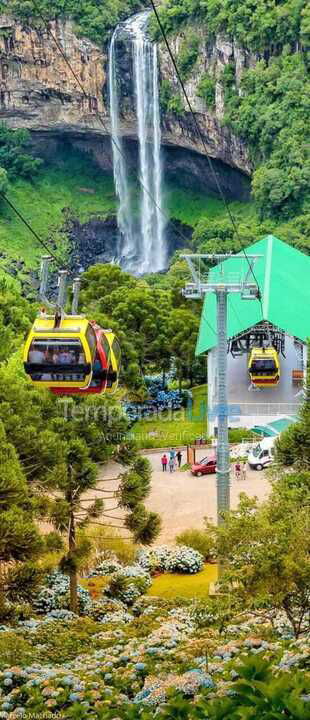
[251,416,297,437]
[196,235,310,355]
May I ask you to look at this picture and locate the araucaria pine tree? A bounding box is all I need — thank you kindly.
[49,438,102,613]
[0,421,42,589]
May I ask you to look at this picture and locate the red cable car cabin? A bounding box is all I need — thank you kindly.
[51,324,117,396]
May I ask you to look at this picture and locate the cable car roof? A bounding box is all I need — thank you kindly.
[32,316,89,334]
[196,235,310,355]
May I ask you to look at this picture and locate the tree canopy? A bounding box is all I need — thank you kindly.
[0,0,144,43]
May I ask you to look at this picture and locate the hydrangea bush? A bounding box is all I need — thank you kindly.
[88,559,122,577]
[138,546,204,574]
[104,566,152,606]
[33,573,92,615]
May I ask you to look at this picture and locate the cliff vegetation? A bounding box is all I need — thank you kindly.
[152,0,309,224]
[0,0,143,43]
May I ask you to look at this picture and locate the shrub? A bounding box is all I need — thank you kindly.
[160,79,184,115]
[168,93,184,115]
[86,527,137,567]
[105,565,152,605]
[0,123,42,180]
[168,546,204,573]
[6,562,45,602]
[0,593,15,623]
[197,73,216,108]
[176,528,216,561]
[178,31,200,79]
[228,428,258,443]
[0,633,33,669]
[89,559,122,577]
[138,545,204,574]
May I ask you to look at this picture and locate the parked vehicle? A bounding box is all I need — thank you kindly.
[248,437,275,470]
[191,456,217,477]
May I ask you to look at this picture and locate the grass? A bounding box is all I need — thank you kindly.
[0,142,258,272]
[147,563,218,599]
[164,186,224,226]
[163,181,258,228]
[130,384,209,449]
[0,146,116,268]
[80,562,218,602]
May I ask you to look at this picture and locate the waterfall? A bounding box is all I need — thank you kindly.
[109,30,136,264]
[108,11,166,274]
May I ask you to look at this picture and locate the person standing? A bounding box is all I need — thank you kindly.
[241,461,247,481]
[176,450,182,468]
[161,453,168,472]
[169,455,175,473]
[235,461,241,480]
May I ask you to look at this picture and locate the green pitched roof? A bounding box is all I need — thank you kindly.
[196,235,310,355]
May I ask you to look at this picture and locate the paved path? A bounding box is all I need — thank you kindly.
[145,449,270,543]
[41,450,270,544]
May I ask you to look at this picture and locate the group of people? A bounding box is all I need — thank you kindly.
[29,343,85,366]
[234,461,247,480]
[28,342,86,382]
[161,449,182,473]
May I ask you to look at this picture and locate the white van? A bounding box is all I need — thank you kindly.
[248,437,275,470]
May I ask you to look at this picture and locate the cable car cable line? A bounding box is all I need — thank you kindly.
[30,0,192,251]
[148,0,264,316]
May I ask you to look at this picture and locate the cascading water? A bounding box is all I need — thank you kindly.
[108,11,166,274]
[109,30,135,263]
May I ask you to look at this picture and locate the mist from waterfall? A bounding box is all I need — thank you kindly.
[108,11,166,274]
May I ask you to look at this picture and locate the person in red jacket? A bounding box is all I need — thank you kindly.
[161,453,168,472]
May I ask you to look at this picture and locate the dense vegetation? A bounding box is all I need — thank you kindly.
[0,279,163,614]
[0,0,143,43]
[79,262,204,392]
[0,124,42,182]
[152,0,309,223]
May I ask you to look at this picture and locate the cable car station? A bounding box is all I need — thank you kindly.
[196,235,310,437]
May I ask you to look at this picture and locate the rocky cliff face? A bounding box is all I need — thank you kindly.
[0,13,251,181]
[0,15,106,134]
[159,28,253,175]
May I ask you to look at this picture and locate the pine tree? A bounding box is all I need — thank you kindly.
[0,421,42,593]
[49,438,101,613]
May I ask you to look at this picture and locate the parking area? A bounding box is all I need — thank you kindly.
[145,449,271,543]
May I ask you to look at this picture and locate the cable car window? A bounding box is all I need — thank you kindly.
[26,339,88,381]
[86,325,96,358]
[91,351,103,388]
[28,339,85,365]
[100,335,110,358]
[112,338,121,365]
[250,359,276,373]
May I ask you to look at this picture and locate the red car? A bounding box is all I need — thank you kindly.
[191,456,217,477]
